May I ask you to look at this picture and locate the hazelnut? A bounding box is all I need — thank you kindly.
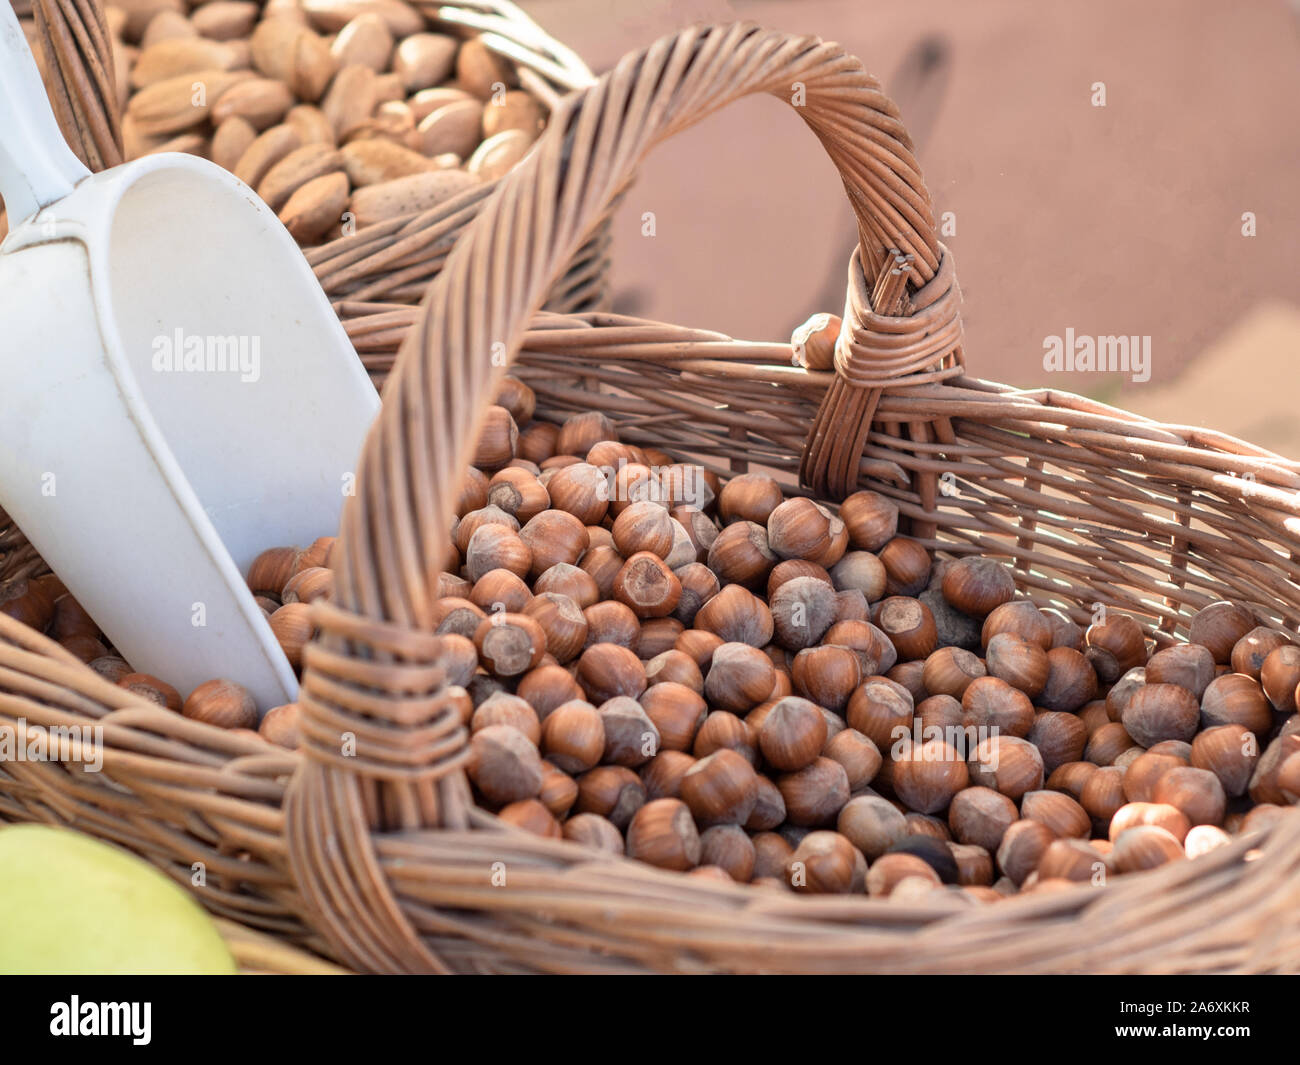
[515,664,584,720]
[821,619,886,675]
[787,831,866,894]
[1046,761,1098,801]
[612,552,681,619]
[118,676,183,717]
[1026,710,1088,773]
[941,557,1015,617]
[1190,723,1258,797]
[769,576,838,650]
[247,546,301,597]
[578,544,624,600]
[746,773,787,830]
[876,596,938,661]
[790,644,862,712]
[281,566,333,604]
[1144,643,1215,700]
[494,376,535,425]
[865,853,940,897]
[1084,613,1147,684]
[487,466,549,522]
[717,473,783,526]
[969,736,1044,800]
[982,601,1053,651]
[1151,766,1226,826]
[1231,626,1291,680]
[1189,601,1256,664]
[837,794,908,859]
[471,693,541,744]
[474,613,547,677]
[948,786,1019,853]
[822,728,882,791]
[1084,721,1137,766]
[1037,838,1106,883]
[575,765,645,828]
[674,629,724,670]
[454,505,518,555]
[692,710,757,764]
[777,756,851,826]
[537,760,579,819]
[985,632,1049,697]
[693,584,774,647]
[546,462,610,525]
[517,421,559,465]
[1183,824,1232,859]
[1111,825,1184,873]
[828,551,887,603]
[183,678,257,729]
[893,738,969,815]
[582,601,640,650]
[922,646,986,699]
[961,676,1035,739]
[624,797,700,870]
[640,750,696,800]
[757,696,827,771]
[888,835,959,882]
[555,411,615,457]
[878,537,931,597]
[496,798,562,839]
[1037,647,1098,712]
[671,563,719,626]
[670,505,719,560]
[468,724,543,805]
[473,405,519,469]
[1121,682,1199,746]
[703,642,776,712]
[259,703,301,748]
[469,570,532,615]
[1261,644,1300,711]
[846,678,914,751]
[598,696,660,767]
[791,311,840,369]
[611,500,673,559]
[645,648,704,693]
[752,832,796,879]
[1247,731,1300,804]
[639,682,707,751]
[839,491,899,551]
[540,700,604,773]
[577,642,646,702]
[834,589,872,625]
[1020,789,1090,838]
[1044,610,1085,651]
[269,602,314,670]
[522,592,588,663]
[1105,666,1146,722]
[920,587,983,652]
[699,824,757,882]
[1121,750,1188,803]
[519,510,588,576]
[706,520,777,588]
[764,497,831,560]
[1109,801,1190,844]
[535,563,600,608]
[465,524,532,582]
[432,596,490,639]
[995,819,1055,885]
[679,748,758,826]
[1079,764,1127,824]
[916,694,965,733]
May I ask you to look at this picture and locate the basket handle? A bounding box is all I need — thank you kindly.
[288,22,959,971]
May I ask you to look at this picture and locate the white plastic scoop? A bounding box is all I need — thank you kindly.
[0,6,379,711]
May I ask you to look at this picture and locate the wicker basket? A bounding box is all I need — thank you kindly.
[2,22,1299,974]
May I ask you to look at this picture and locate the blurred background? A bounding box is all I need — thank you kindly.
[522,0,1300,457]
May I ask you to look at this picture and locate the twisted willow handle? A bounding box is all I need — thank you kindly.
[288,22,955,972]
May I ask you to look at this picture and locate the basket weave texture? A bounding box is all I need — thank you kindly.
[1,21,1299,973]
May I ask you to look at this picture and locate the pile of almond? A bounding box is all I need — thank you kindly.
[106,0,545,243]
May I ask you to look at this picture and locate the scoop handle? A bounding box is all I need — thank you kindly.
[0,1,91,225]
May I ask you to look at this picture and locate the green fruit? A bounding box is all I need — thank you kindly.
[0,824,237,974]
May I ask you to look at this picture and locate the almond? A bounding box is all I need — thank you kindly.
[341,110,417,150]
[249,19,336,101]
[279,171,350,243]
[191,2,260,41]
[301,0,423,37]
[258,143,345,210]
[416,99,482,159]
[321,64,376,139]
[143,131,207,157]
[456,37,514,99]
[348,169,479,226]
[393,33,458,91]
[211,114,258,171]
[290,29,338,101]
[339,138,433,186]
[329,13,393,71]
[233,123,302,187]
[285,104,337,146]
[140,11,197,48]
[372,72,404,105]
[131,38,241,89]
[126,69,250,135]
[211,77,295,129]
[482,90,544,141]
[409,86,473,123]
[467,128,531,181]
